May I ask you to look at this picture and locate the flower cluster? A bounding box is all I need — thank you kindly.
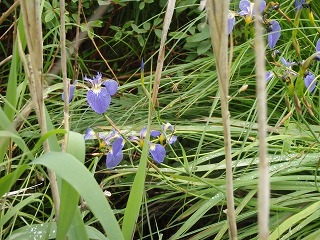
[130,123,177,164]
[84,123,177,169]
[226,0,281,49]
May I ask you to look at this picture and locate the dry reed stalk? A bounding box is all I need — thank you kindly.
[151,0,176,108]
[19,0,60,219]
[60,0,70,150]
[253,0,269,238]
[206,1,238,239]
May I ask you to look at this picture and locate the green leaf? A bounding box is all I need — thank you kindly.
[31,152,123,239]
[139,2,145,10]
[168,31,188,40]
[137,35,145,47]
[154,29,162,38]
[45,11,55,23]
[197,40,211,55]
[186,27,210,43]
[8,222,107,240]
[122,127,150,239]
[143,22,151,31]
[0,165,28,199]
[270,200,320,240]
[56,131,86,240]
[0,193,43,228]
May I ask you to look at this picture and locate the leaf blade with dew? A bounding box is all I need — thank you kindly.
[270,200,320,240]
[56,131,87,240]
[31,152,123,240]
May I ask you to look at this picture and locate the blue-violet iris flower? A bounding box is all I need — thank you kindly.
[106,137,125,169]
[295,0,306,11]
[267,20,281,49]
[239,0,266,23]
[84,72,118,114]
[62,80,77,103]
[304,72,316,93]
[315,39,320,61]
[131,127,167,164]
[228,10,235,35]
[84,128,96,140]
[265,71,274,82]
[152,123,178,145]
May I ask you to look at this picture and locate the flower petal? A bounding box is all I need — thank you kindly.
[103,79,118,95]
[259,1,266,13]
[265,71,274,82]
[316,39,320,52]
[150,130,161,137]
[228,11,235,35]
[106,151,123,169]
[295,0,305,11]
[84,128,95,140]
[62,80,77,103]
[93,72,103,84]
[140,127,147,139]
[112,137,124,155]
[149,143,166,164]
[268,20,281,49]
[87,88,111,114]
[106,137,124,169]
[239,0,250,15]
[167,135,178,144]
[304,72,316,93]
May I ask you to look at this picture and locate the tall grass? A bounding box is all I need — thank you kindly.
[0,0,320,239]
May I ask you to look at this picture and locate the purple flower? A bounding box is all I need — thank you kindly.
[239,0,266,23]
[106,137,124,169]
[84,72,118,114]
[316,39,320,52]
[84,128,96,140]
[280,57,296,67]
[304,72,316,93]
[228,10,235,35]
[162,123,177,144]
[265,71,274,82]
[268,20,281,49]
[295,0,306,11]
[149,143,166,164]
[280,57,297,76]
[314,39,320,61]
[62,80,77,103]
[131,126,175,164]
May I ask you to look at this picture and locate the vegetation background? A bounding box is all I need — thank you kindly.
[0,0,320,239]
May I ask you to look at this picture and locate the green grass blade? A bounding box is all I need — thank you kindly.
[31,152,123,239]
[67,208,89,240]
[121,129,150,240]
[0,14,26,163]
[170,192,225,239]
[270,200,320,239]
[57,131,86,239]
[8,222,107,240]
[0,165,28,198]
[0,193,42,228]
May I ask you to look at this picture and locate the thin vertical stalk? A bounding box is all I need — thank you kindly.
[151,0,176,107]
[20,0,60,218]
[60,0,70,150]
[253,0,269,238]
[206,1,237,239]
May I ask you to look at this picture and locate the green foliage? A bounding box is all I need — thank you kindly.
[1,0,320,239]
